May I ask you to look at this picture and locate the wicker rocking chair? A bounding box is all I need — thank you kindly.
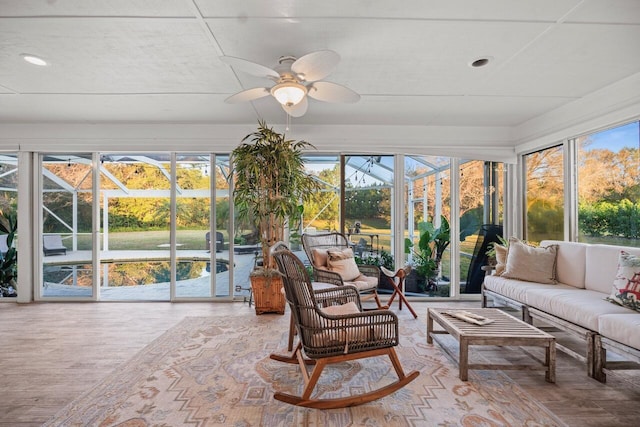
[302,232,386,309]
[269,247,419,409]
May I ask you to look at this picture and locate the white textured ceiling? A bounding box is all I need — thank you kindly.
[1,0,640,128]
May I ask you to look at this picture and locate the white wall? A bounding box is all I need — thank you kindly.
[0,122,517,163]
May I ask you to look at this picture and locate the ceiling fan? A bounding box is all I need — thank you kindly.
[220,50,360,117]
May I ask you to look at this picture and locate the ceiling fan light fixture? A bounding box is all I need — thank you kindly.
[271,82,307,106]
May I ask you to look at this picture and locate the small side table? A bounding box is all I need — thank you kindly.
[381,266,418,318]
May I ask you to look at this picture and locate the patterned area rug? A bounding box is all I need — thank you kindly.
[45,312,565,426]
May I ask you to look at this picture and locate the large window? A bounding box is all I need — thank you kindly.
[301,155,340,234]
[37,153,237,301]
[404,156,451,297]
[576,121,639,247]
[41,154,95,299]
[344,155,394,263]
[27,148,582,302]
[524,146,564,243]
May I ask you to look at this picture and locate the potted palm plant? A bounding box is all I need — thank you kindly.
[232,120,318,314]
[404,215,476,294]
[404,217,450,292]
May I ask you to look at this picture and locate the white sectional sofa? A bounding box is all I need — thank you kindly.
[482,239,640,382]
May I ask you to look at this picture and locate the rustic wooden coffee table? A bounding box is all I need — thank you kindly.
[427,308,556,382]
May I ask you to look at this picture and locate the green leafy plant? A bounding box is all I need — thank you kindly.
[232,120,319,272]
[404,215,476,282]
[485,235,509,258]
[405,216,450,280]
[355,249,394,271]
[0,209,17,297]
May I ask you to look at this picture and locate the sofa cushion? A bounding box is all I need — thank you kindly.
[606,251,640,312]
[346,274,378,292]
[321,301,360,316]
[304,300,360,331]
[483,275,547,304]
[501,238,558,284]
[525,288,631,331]
[541,240,587,288]
[585,244,640,293]
[327,248,361,281]
[598,313,640,350]
[312,302,386,350]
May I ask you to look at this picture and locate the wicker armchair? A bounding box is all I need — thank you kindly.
[269,247,419,408]
[302,232,385,308]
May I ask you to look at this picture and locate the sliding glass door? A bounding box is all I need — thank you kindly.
[40,154,95,299]
[38,152,234,301]
[99,154,171,301]
[174,154,232,299]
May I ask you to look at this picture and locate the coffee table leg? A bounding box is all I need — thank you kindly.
[459,339,469,381]
[546,340,556,383]
[426,311,433,344]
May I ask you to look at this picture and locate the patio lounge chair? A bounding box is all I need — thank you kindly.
[43,234,67,256]
[302,232,386,309]
[269,247,419,408]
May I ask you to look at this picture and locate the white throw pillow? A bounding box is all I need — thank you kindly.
[327,248,361,281]
[501,237,558,284]
[606,251,640,313]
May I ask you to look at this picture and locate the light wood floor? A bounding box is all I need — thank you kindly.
[1,300,638,426]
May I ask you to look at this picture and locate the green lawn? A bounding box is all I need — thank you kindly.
[71,230,228,251]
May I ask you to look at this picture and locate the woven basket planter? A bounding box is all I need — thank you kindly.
[250,274,286,315]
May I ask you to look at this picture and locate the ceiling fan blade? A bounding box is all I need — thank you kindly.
[283,97,308,117]
[307,81,360,103]
[220,56,280,80]
[224,87,270,103]
[291,50,340,82]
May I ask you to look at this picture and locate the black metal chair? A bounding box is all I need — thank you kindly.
[269,247,419,409]
[205,231,224,252]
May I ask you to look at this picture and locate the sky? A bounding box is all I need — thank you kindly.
[587,121,639,152]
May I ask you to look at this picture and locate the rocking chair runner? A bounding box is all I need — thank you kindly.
[270,248,419,409]
[301,232,386,309]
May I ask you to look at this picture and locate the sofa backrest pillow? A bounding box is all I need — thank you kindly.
[311,247,340,268]
[541,240,587,288]
[586,244,640,294]
[501,237,558,284]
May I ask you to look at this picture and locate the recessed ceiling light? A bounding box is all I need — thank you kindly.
[469,56,493,68]
[21,54,48,66]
